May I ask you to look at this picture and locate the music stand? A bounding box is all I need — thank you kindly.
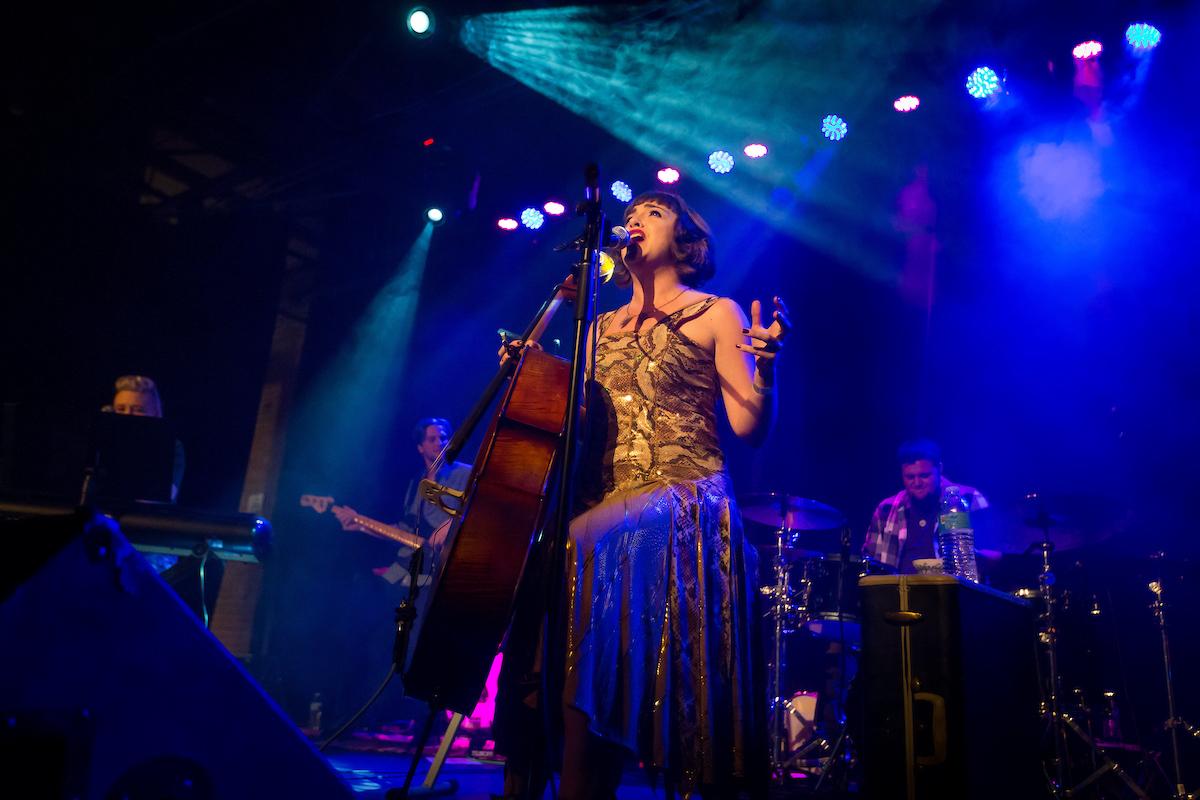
[85,412,177,505]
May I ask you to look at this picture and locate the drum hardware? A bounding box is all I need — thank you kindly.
[1148,557,1194,800]
[760,523,813,780]
[740,493,858,787]
[1025,493,1150,800]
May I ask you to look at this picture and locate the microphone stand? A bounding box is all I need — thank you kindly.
[1148,562,1192,800]
[529,164,605,800]
[813,524,854,792]
[1025,494,1149,799]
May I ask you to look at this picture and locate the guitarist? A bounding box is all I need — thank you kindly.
[332,417,472,587]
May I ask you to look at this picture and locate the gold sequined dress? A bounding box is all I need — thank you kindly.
[566,296,766,796]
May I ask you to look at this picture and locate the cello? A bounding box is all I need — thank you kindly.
[403,276,586,714]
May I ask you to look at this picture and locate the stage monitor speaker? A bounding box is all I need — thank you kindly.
[0,509,354,800]
[857,574,1044,800]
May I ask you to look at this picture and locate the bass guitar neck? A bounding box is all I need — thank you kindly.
[351,515,422,550]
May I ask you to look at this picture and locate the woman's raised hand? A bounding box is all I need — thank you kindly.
[736,296,791,366]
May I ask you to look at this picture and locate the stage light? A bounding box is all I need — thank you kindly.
[657,167,680,184]
[520,208,545,230]
[425,207,445,224]
[1073,41,1103,60]
[497,217,519,231]
[458,6,962,262]
[743,144,767,158]
[966,66,1001,99]
[893,95,920,113]
[543,201,566,215]
[821,115,847,141]
[598,251,616,283]
[1125,23,1161,51]
[708,150,735,174]
[422,137,435,147]
[407,7,434,37]
[611,181,632,202]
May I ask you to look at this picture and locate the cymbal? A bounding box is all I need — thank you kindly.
[973,492,1125,555]
[759,529,852,560]
[739,493,846,532]
[974,524,1103,555]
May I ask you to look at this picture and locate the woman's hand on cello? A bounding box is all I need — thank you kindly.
[498,338,542,366]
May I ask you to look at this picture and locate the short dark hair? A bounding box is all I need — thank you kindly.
[897,438,941,466]
[412,417,451,445]
[608,191,716,288]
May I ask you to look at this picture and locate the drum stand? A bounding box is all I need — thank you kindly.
[1032,535,1148,799]
[1148,570,1194,800]
[763,525,855,789]
[763,525,808,781]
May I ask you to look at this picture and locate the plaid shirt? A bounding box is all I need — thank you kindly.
[862,478,988,570]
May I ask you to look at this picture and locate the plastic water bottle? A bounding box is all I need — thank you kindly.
[307,692,323,733]
[1102,691,1123,741]
[937,486,979,582]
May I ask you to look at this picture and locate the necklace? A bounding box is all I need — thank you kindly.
[617,287,690,328]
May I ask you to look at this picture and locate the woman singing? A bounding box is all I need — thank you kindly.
[543,191,790,799]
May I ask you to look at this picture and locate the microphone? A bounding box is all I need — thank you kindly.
[554,226,637,252]
[612,225,641,261]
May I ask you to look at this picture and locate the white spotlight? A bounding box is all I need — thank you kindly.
[407,7,434,38]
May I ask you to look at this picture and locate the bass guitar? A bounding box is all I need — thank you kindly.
[299,494,425,550]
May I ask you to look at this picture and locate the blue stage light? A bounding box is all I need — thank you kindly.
[520,208,545,230]
[611,181,633,203]
[708,150,734,174]
[743,143,768,158]
[1125,23,1161,51]
[821,115,847,141]
[425,207,445,224]
[966,66,1001,99]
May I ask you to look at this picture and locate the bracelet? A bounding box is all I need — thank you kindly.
[752,381,774,396]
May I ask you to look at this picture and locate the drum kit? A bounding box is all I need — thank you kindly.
[741,492,865,786]
[988,493,1197,800]
[742,490,1198,798]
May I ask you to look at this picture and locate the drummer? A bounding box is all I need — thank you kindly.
[862,439,988,573]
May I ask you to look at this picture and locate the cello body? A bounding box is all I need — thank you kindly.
[403,346,570,713]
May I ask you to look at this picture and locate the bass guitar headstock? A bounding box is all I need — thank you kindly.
[300,494,335,514]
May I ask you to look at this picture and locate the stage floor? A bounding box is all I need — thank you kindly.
[322,748,847,799]
[324,749,658,799]
[314,720,850,798]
